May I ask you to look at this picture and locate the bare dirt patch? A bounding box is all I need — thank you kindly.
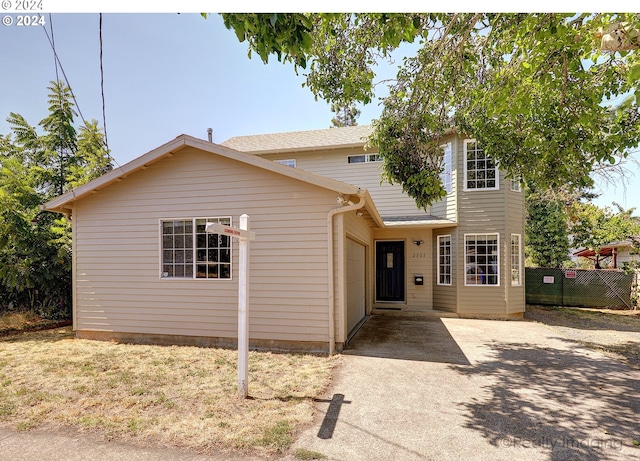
[0,327,339,458]
[0,312,71,337]
[525,305,640,369]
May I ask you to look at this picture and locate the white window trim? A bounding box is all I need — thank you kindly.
[510,178,522,192]
[437,234,452,286]
[511,233,522,286]
[463,139,499,192]
[464,233,500,287]
[159,216,233,281]
[348,153,382,164]
[440,142,452,195]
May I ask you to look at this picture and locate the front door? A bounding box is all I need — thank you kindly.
[376,241,405,302]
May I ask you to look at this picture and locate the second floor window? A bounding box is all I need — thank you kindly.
[464,140,498,191]
[348,154,382,163]
[440,143,452,194]
[275,159,296,168]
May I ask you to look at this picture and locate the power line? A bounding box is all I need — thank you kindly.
[39,14,121,169]
[39,16,88,126]
[99,13,110,154]
[48,14,59,84]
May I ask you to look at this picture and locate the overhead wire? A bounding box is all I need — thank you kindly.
[99,13,110,154]
[39,13,121,169]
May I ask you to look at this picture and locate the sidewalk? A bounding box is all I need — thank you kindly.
[0,428,262,461]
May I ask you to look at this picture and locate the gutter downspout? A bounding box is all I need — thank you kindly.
[327,193,366,355]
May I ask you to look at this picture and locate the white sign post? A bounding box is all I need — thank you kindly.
[206,215,255,399]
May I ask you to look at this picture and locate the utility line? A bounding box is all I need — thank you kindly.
[49,14,60,84]
[99,13,110,154]
[40,15,88,127]
[39,14,121,169]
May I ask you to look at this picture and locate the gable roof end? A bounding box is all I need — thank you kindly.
[42,135,383,228]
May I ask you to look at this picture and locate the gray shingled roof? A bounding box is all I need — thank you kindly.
[221,125,373,154]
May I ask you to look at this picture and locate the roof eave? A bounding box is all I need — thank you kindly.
[43,136,189,212]
[43,135,367,212]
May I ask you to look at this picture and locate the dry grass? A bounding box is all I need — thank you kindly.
[526,305,640,369]
[0,312,44,331]
[0,327,339,457]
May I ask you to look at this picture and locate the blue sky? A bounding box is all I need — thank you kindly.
[0,13,638,211]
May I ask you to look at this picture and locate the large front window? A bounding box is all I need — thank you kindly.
[464,140,498,190]
[161,217,232,279]
[465,233,499,286]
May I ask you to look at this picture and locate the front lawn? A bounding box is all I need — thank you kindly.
[0,327,338,458]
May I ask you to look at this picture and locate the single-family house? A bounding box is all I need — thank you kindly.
[44,125,525,353]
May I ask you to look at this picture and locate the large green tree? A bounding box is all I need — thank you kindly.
[220,13,640,209]
[525,188,572,268]
[0,81,111,317]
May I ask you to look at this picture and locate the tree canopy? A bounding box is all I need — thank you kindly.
[220,13,640,208]
[0,81,111,317]
[570,201,640,266]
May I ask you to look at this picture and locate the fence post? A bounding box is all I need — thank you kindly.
[561,268,565,307]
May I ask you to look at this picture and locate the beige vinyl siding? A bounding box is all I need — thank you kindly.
[505,185,526,314]
[433,228,457,312]
[455,147,510,314]
[453,145,526,316]
[261,148,429,219]
[73,147,338,343]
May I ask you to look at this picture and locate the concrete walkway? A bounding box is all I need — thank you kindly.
[284,314,640,461]
[0,427,261,461]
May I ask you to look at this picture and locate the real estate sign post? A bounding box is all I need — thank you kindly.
[206,215,256,399]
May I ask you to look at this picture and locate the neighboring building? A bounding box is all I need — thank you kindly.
[573,238,640,269]
[44,126,525,353]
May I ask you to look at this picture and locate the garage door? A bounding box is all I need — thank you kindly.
[346,238,366,334]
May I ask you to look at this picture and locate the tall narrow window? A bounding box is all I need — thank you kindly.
[464,233,499,286]
[464,140,498,190]
[511,234,522,286]
[161,217,232,279]
[437,235,452,285]
[440,143,452,194]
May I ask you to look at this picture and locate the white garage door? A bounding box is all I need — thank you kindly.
[346,238,366,334]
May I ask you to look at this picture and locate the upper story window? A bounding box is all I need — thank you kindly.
[161,217,232,280]
[464,140,498,191]
[275,159,296,168]
[510,178,522,192]
[348,153,382,164]
[440,143,452,194]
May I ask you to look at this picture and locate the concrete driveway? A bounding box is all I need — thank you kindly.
[286,313,640,461]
